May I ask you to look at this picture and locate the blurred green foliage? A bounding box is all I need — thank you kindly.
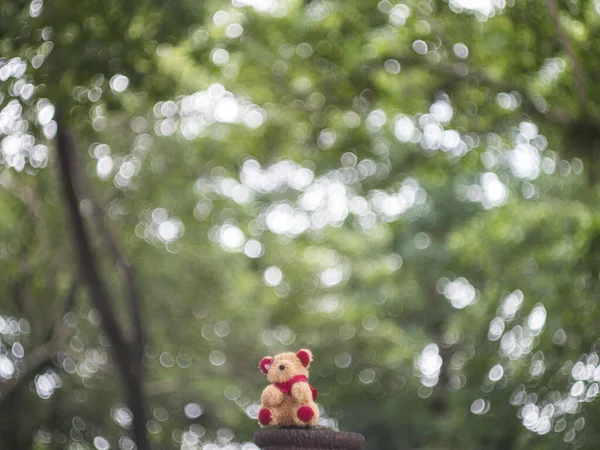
[1,0,600,449]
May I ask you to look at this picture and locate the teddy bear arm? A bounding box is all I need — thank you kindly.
[290,382,313,404]
[261,385,285,407]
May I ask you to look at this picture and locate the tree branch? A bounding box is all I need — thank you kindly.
[0,281,77,403]
[0,341,55,402]
[0,168,49,255]
[392,55,574,125]
[55,114,149,450]
[408,10,576,125]
[0,169,41,219]
[67,143,146,365]
[55,121,131,368]
[546,0,588,109]
[12,260,33,316]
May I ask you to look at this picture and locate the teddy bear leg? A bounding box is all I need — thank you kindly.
[294,404,317,426]
[259,406,289,428]
[258,408,273,427]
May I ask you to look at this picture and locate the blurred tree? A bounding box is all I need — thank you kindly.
[1,0,600,449]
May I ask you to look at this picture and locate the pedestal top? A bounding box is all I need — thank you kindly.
[254,426,365,450]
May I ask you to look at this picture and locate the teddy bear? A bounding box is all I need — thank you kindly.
[257,349,319,428]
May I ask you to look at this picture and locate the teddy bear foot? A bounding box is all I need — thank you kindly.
[296,405,315,424]
[258,408,273,426]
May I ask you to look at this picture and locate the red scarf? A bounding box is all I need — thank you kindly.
[274,375,317,401]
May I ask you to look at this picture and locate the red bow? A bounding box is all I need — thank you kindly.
[274,375,317,401]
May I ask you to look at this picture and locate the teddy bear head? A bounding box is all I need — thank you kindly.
[259,349,312,384]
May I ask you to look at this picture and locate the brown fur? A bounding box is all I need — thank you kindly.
[258,349,319,427]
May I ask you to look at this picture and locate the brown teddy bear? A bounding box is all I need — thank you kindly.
[257,349,319,427]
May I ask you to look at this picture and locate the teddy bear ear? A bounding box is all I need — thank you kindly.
[296,349,313,367]
[259,357,273,374]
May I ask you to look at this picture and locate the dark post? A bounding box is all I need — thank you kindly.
[254,427,365,450]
